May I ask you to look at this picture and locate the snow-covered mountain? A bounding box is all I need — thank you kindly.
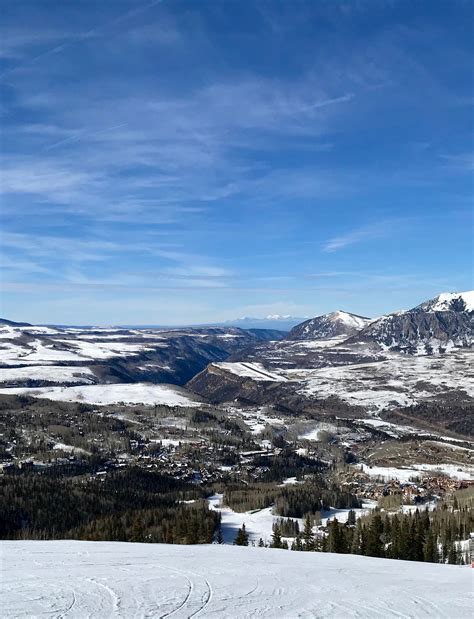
[287,310,370,340]
[188,291,474,412]
[416,290,474,313]
[350,290,473,354]
[3,541,470,619]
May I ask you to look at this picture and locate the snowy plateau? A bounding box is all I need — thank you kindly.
[1,540,471,619]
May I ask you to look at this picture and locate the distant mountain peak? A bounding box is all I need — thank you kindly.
[415,290,474,313]
[287,310,370,341]
[349,290,473,354]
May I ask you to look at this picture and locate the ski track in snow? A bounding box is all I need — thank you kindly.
[1,541,471,619]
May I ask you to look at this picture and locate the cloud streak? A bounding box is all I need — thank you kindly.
[322,221,395,253]
[1,1,472,323]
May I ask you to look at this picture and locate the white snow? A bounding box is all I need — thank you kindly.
[209,493,279,546]
[331,310,370,329]
[296,335,348,349]
[1,540,471,618]
[0,383,200,407]
[0,326,21,339]
[299,422,338,441]
[215,362,287,382]
[292,350,474,411]
[151,438,200,447]
[53,339,156,359]
[320,503,376,526]
[18,326,62,335]
[411,463,474,480]
[428,290,474,312]
[359,463,474,482]
[0,341,84,365]
[0,330,162,367]
[0,365,95,384]
[233,407,286,435]
[53,442,90,455]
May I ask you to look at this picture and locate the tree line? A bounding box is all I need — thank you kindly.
[269,503,473,564]
[0,467,220,544]
[224,479,360,517]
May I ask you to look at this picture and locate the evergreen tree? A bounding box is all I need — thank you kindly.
[389,514,401,559]
[366,513,384,557]
[327,518,347,554]
[423,530,438,563]
[447,543,458,565]
[234,524,249,546]
[294,534,303,551]
[303,515,314,551]
[350,522,361,554]
[271,524,283,549]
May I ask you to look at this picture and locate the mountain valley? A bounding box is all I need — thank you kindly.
[1,291,473,564]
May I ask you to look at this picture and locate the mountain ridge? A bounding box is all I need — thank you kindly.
[287,310,370,341]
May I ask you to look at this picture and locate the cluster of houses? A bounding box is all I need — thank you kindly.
[339,467,473,504]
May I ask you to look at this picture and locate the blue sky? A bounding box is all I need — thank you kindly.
[0,0,472,325]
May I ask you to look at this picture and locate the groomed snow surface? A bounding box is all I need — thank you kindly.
[1,541,471,618]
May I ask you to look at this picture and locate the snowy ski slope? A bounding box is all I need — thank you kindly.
[1,541,471,618]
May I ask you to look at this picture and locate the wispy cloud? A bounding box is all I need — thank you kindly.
[1,1,472,323]
[322,221,394,253]
[0,0,166,80]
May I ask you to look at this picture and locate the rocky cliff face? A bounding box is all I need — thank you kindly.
[348,292,473,354]
[187,363,287,405]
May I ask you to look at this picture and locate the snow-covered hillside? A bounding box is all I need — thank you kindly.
[287,310,370,340]
[192,348,474,412]
[0,382,201,407]
[1,541,471,618]
[417,290,474,313]
[0,323,281,389]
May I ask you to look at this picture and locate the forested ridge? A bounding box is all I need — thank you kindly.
[0,467,220,544]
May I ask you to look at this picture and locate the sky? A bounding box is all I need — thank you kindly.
[0,0,473,325]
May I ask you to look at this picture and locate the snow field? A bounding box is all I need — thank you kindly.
[0,383,201,407]
[0,365,95,385]
[215,362,288,382]
[208,494,376,545]
[1,540,471,618]
[293,352,474,411]
[359,463,474,482]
